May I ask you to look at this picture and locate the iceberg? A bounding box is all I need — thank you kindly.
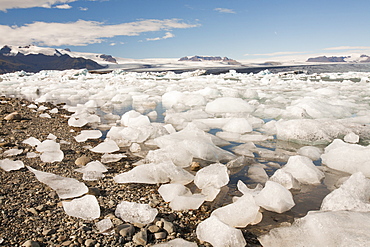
[321,172,370,211]
[115,201,158,225]
[321,139,370,177]
[196,216,246,247]
[27,166,88,199]
[62,195,100,220]
[114,161,194,185]
[259,211,370,247]
[0,159,24,171]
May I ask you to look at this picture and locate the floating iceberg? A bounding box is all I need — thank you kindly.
[259,211,370,247]
[115,201,158,225]
[27,166,88,199]
[196,216,246,247]
[62,195,100,220]
[321,139,370,177]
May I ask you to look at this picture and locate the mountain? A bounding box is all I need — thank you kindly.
[307,55,370,63]
[0,45,108,74]
[179,55,241,65]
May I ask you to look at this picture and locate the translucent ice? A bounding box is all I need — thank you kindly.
[40,150,64,163]
[205,97,254,114]
[27,166,88,199]
[22,137,41,147]
[282,155,325,184]
[121,110,150,127]
[158,183,192,202]
[62,195,100,220]
[90,140,120,153]
[254,181,295,213]
[194,163,229,194]
[75,161,108,181]
[211,193,260,227]
[0,159,24,171]
[101,153,126,163]
[269,169,300,190]
[297,146,322,161]
[259,211,370,247]
[152,238,197,247]
[321,139,370,176]
[96,218,114,235]
[344,131,360,143]
[222,118,253,134]
[3,148,23,157]
[321,172,370,211]
[115,201,158,225]
[196,216,246,247]
[36,139,64,163]
[169,194,206,211]
[145,146,193,168]
[248,165,269,183]
[114,161,194,185]
[74,130,102,142]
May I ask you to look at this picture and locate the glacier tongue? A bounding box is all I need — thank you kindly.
[27,166,88,199]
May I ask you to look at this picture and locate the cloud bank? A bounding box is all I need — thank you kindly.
[0,0,77,11]
[0,19,199,46]
[146,32,174,41]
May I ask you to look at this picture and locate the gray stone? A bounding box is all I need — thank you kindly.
[154,231,167,240]
[148,225,160,233]
[161,219,175,234]
[117,224,135,238]
[133,229,147,246]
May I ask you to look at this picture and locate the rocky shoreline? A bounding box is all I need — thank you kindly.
[0,96,261,247]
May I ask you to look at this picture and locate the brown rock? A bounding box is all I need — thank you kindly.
[4,112,22,121]
[75,155,91,166]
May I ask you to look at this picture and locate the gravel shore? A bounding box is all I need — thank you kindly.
[0,96,261,247]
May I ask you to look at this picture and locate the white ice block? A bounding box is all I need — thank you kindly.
[115,201,158,224]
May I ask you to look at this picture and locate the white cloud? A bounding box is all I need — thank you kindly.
[324,46,370,51]
[214,8,236,14]
[246,51,307,56]
[0,19,199,46]
[146,32,174,41]
[0,0,77,11]
[79,7,88,11]
[54,4,72,9]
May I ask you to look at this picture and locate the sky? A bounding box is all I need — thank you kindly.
[1,0,370,61]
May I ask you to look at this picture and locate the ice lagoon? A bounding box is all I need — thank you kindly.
[1,68,370,246]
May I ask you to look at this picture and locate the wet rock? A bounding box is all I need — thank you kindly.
[133,229,147,246]
[117,224,135,238]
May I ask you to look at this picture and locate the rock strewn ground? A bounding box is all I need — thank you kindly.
[0,96,261,247]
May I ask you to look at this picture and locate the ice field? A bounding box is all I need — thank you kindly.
[1,68,370,246]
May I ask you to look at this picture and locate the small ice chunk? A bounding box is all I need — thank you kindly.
[3,148,23,157]
[248,165,269,183]
[101,153,126,163]
[37,105,48,111]
[222,118,253,134]
[114,161,194,185]
[344,132,359,143]
[205,97,254,114]
[194,163,229,190]
[39,113,51,118]
[27,104,38,109]
[74,130,102,142]
[152,238,197,247]
[90,140,119,153]
[231,142,256,157]
[254,181,295,213]
[121,110,151,127]
[49,108,58,114]
[0,159,24,171]
[22,137,41,147]
[282,155,325,184]
[269,169,300,190]
[259,211,370,247]
[196,216,246,247]
[115,201,158,224]
[26,152,39,158]
[297,146,322,161]
[40,150,64,163]
[36,139,60,152]
[62,195,100,220]
[75,161,108,181]
[96,218,114,235]
[211,193,260,227]
[226,156,250,169]
[129,142,141,153]
[169,194,206,211]
[68,116,88,127]
[46,133,57,140]
[145,146,193,168]
[27,166,88,199]
[237,180,263,196]
[158,183,192,202]
[321,139,370,176]
[321,172,370,211]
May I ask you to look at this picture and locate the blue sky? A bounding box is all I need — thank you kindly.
[1,0,370,61]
